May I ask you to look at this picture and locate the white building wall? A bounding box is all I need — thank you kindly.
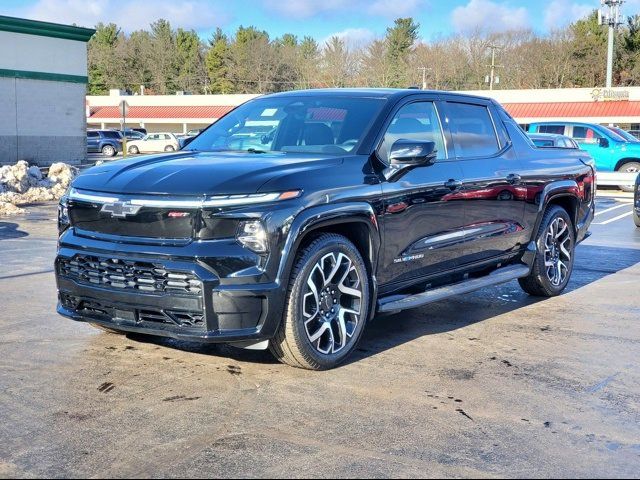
[0,31,87,77]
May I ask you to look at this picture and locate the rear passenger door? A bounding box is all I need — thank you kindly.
[440,99,527,267]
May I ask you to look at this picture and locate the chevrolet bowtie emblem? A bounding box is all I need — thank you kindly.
[100,201,142,218]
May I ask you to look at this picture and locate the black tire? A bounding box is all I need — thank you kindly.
[519,205,576,297]
[128,145,139,154]
[269,233,370,370]
[617,162,640,192]
[634,209,640,227]
[164,145,175,152]
[101,144,116,157]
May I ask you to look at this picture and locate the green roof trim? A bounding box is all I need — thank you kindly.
[0,15,95,42]
[0,68,88,84]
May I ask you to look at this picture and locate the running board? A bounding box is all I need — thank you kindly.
[377,264,531,313]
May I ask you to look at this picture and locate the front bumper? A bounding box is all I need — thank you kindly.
[55,240,285,345]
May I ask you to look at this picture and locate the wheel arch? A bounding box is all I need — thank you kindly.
[535,180,581,237]
[276,203,381,320]
[614,158,640,171]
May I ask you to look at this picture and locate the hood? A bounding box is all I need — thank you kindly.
[73,151,344,196]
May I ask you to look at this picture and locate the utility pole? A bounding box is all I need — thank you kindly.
[599,0,624,88]
[417,67,430,90]
[485,44,503,91]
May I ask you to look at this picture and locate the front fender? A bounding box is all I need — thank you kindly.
[276,202,381,285]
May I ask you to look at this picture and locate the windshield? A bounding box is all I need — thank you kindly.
[185,96,386,155]
[607,126,640,143]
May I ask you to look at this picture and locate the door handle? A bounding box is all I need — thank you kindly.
[506,173,522,185]
[444,179,463,190]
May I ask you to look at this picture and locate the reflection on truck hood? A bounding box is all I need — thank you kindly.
[73,151,343,195]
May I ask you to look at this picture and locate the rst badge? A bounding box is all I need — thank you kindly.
[100,201,142,218]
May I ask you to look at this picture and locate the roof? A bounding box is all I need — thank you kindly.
[503,101,640,120]
[527,133,570,139]
[0,15,95,42]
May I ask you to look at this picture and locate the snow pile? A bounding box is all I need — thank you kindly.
[0,161,78,215]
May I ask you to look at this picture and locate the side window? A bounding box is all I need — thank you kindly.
[378,101,446,164]
[539,125,565,135]
[87,132,98,138]
[446,102,500,158]
[164,134,171,140]
[572,126,602,145]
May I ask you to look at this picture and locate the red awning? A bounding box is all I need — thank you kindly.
[89,105,235,119]
[503,101,640,119]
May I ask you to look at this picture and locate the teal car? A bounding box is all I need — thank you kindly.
[528,122,640,191]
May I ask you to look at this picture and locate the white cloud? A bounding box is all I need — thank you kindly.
[322,28,376,49]
[544,1,593,30]
[9,0,231,31]
[451,0,530,33]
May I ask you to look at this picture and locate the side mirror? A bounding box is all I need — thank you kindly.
[389,139,437,166]
[599,137,610,148]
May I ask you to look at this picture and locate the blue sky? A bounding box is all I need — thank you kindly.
[3,0,639,44]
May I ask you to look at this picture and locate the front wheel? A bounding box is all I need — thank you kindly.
[128,145,139,154]
[164,145,175,152]
[519,205,575,297]
[617,162,640,192]
[269,234,370,370]
[634,209,640,227]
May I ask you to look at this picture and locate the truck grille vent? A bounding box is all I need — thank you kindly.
[58,255,202,296]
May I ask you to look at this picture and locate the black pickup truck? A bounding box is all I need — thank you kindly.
[56,89,595,370]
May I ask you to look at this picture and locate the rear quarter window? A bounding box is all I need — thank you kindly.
[446,102,500,158]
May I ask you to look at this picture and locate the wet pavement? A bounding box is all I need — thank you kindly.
[1,194,639,478]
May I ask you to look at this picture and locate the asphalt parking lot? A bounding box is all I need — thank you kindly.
[1,192,639,478]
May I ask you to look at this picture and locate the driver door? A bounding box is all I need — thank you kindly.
[379,100,467,289]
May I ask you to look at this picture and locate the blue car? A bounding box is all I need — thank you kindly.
[528,121,640,191]
[87,130,123,157]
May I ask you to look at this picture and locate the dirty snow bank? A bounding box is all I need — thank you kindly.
[0,161,77,216]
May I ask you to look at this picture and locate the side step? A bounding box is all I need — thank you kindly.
[377,264,531,313]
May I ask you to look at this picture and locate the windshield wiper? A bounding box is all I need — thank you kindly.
[247,148,267,154]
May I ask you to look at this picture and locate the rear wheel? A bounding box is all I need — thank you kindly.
[269,234,370,370]
[101,144,116,157]
[519,205,575,297]
[617,162,640,192]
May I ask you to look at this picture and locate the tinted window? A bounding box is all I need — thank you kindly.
[572,126,602,145]
[378,102,446,163]
[186,96,386,155]
[87,132,99,138]
[102,131,122,139]
[533,139,554,147]
[539,125,565,135]
[447,103,499,158]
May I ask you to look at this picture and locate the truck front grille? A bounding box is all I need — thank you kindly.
[58,255,202,296]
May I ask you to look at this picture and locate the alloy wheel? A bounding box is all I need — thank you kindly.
[544,217,572,286]
[302,252,363,355]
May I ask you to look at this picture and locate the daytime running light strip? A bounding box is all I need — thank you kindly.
[69,189,289,208]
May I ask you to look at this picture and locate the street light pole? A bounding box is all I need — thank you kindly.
[485,44,503,91]
[599,0,624,88]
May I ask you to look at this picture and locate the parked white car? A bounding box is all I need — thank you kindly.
[127,133,180,154]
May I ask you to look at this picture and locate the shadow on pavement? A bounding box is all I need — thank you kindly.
[0,222,29,240]
[111,244,640,368]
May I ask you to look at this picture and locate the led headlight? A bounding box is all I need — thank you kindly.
[237,220,268,253]
[57,193,70,234]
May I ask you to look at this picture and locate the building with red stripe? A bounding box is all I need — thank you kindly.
[87,87,640,135]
